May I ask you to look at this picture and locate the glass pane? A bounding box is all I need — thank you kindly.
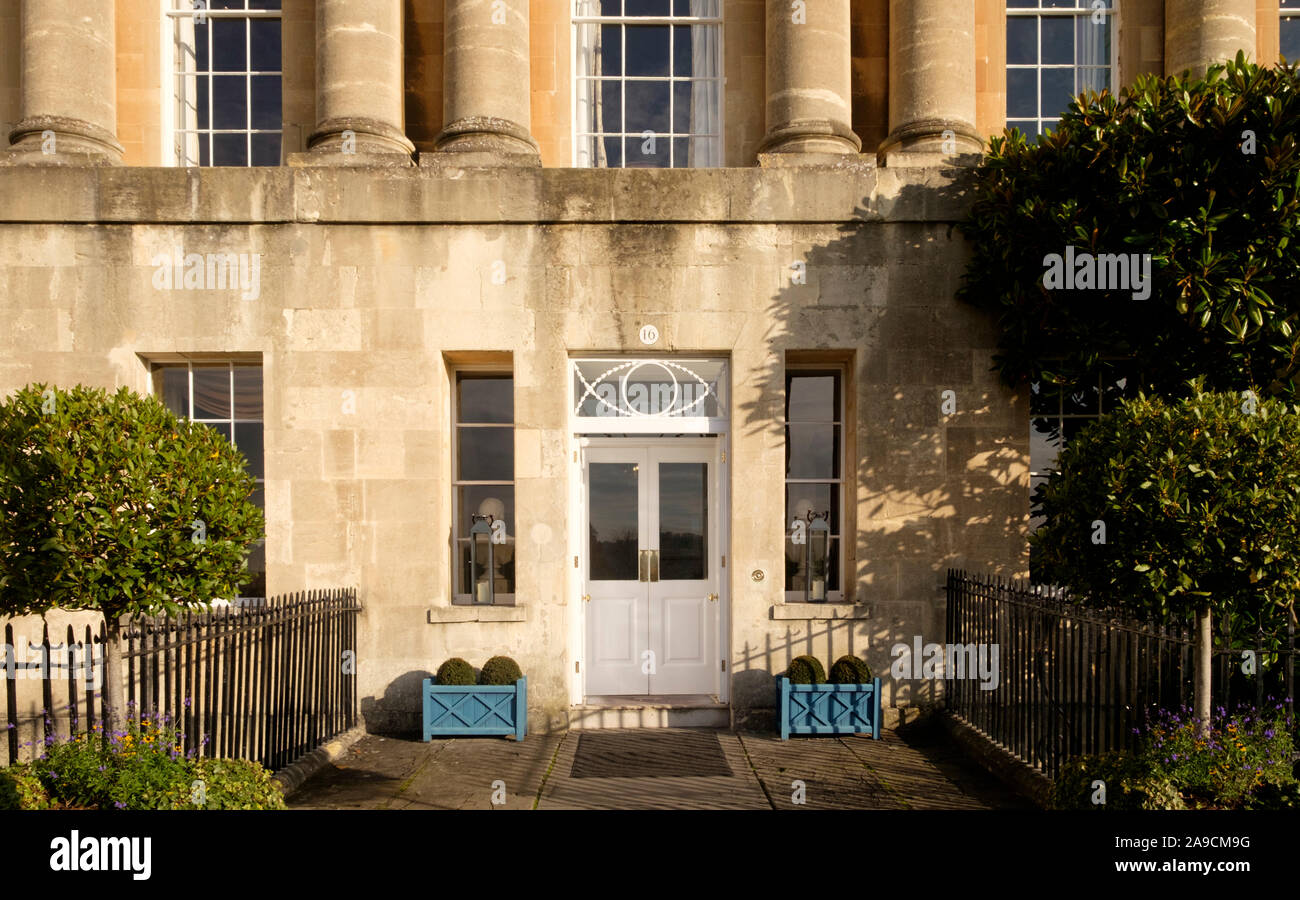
[250,18,280,71]
[599,24,622,75]
[624,80,670,136]
[457,427,514,481]
[786,483,839,535]
[458,539,515,598]
[159,366,190,418]
[1029,381,1058,416]
[673,81,692,133]
[1008,68,1038,118]
[232,366,263,418]
[458,485,514,536]
[673,25,692,76]
[1007,17,1037,65]
[598,79,623,131]
[784,536,839,593]
[672,137,687,166]
[213,133,248,166]
[251,132,281,166]
[625,0,670,14]
[1284,18,1300,63]
[211,18,247,71]
[234,423,263,479]
[589,463,639,581]
[251,75,281,130]
[192,365,230,418]
[786,424,840,479]
[603,135,624,167]
[786,373,837,422]
[1077,14,1110,69]
[1041,68,1076,119]
[659,463,706,580]
[212,76,248,129]
[458,376,513,424]
[195,21,209,70]
[1030,418,1062,475]
[625,25,670,76]
[1041,15,1074,65]
[600,0,621,14]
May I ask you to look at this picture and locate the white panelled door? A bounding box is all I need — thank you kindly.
[583,441,719,696]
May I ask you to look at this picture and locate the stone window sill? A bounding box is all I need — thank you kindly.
[770,602,870,621]
[428,605,527,623]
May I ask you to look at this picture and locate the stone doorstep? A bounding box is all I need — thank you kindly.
[570,697,731,730]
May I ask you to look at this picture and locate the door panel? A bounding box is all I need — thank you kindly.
[584,454,648,695]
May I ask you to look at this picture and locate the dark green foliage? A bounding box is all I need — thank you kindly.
[0,383,265,620]
[1032,387,1300,647]
[1051,752,1185,810]
[0,764,50,810]
[187,758,286,810]
[829,655,873,684]
[959,56,1300,403]
[479,655,523,685]
[436,657,476,685]
[786,655,826,685]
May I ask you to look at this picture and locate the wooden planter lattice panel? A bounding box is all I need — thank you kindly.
[779,677,882,740]
[422,678,526,741]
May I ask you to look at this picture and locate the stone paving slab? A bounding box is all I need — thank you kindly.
[287,718,1032,811]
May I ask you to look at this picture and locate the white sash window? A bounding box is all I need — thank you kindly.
[1007,0,1116,138]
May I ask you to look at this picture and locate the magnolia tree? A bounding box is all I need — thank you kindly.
[958,55,1300,401]
[0,384,264,735]
[1032,388,1300,734]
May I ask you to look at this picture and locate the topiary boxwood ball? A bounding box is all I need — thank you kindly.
[436,657,475,685]
[830,655,872,684]
[786,655,826,684]
[479,655,523,685]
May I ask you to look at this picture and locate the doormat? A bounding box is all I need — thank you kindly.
[570,731,733,778]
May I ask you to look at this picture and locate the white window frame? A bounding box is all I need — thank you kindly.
[452,369,517,605]
[570,0,726,168]
[161,1,283,167]
[1006,0,1119,137]
[783,366,846,605]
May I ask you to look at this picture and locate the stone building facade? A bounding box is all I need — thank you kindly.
[0,1,1284,734]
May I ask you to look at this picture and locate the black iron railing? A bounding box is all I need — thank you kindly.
[945,570,1296,780]
[3,589,359,772]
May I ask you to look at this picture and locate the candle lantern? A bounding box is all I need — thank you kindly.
[469,514,495,605]
[804,510,830,603]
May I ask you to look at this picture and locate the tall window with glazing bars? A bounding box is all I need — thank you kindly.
[168,1,282,166]
[1007,0,1115,138]
[573,0,723,167]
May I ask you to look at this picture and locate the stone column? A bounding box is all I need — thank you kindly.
[301,0,414,164]
[430,0,540,166]
[758,0,861,157]
[5,0,123,165]
[877,0,982,164]
[1165,0,1256,76]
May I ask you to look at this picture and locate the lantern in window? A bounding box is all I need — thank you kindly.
[469,514,495,605]
[805,510,830,603]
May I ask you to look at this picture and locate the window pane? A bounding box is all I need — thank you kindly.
[1008,68,1038,118]
[624,80,670,135]
[1031,418,1062,474]
[784,536,840,592]
[1041,67,1076,119]
[457,427,514,481]
[232,366,263,418]
[457,486,515,595]
[624,0,671,16]
[603,135,624,167]
[625,25,670,76]
[458,485,514,536]
[212,76,248,129]
[211,18,247,71]
[249,18,280,71]
[234,423,264,479]
[600,24,623,74]
[1007,17,1037,65]
[589,463,639,581]
[786,483,838,533]
[598,79,623,131]
[213,133,247,165]
[659,463,706,580]
[786,373,837,422]
[1029,381,1058,416]
[192,365,231,418]
[251,75,281,130]
[195,21,209,70]
[673,25,692,76]
[159,367,190,418]
[251,132,281,166]
[673,81,692,132]
[787,424,840,479]
[1283,17,1300,62]
[1041,15,1074,65]
[1077,14,1110,68]
[457,377,513,424]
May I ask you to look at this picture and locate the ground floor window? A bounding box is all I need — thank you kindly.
[152,359,265,597]
[784,368,844,602]
[453,371,515,604]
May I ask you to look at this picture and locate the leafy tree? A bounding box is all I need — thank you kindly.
[1032,387,1300,734]
[959,55,1300,403]
[0,384,264,734]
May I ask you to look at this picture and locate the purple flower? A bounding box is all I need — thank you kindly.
[1266,729,1275,739]
[114,801,126,809]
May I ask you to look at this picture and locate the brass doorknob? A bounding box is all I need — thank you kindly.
[583,594,591,603]
[707,593,718,602]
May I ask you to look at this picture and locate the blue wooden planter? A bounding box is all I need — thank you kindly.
[778,677,882,740]
[422,677,527,741]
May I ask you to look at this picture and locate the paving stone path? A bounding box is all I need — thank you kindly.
[288,717,1034,810]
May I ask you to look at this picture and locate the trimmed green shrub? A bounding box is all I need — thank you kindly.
[829,655,873,684]
[436,657,476,685]
[786,655,826,685]
[0,764,51,810]
[184,758,286,810]
[479,656,523,685]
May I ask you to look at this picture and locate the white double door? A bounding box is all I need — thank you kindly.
[583,440,720,696]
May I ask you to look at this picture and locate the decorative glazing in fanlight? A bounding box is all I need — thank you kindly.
[572,359,728,429]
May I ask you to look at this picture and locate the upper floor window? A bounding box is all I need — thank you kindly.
[1284,1,1300,62]
[168,1,282,166]
[153,360,265,598]
[1007,0,1115,138]
[573,0,723,168]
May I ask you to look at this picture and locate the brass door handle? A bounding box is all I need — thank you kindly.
[649,549,659,582]
[707,593,718,602]
[638,550,650,582]
[583,594,591,603]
